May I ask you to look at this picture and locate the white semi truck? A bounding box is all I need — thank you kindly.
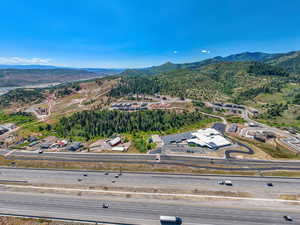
[160,215,181,224]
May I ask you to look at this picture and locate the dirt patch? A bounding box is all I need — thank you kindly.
[0,216,85,225]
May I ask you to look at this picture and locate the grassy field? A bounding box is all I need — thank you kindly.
[250,83,300,130]
[0,111,35,125]
[224,115,246,124]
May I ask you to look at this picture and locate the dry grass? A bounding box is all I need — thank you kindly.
[0,217,85,225]
[0,155,258,176]
[280,194,299,201]
[226,134,274,160]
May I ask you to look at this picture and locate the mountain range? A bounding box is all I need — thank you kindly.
[0,50,299,87]
[120,50,300,77]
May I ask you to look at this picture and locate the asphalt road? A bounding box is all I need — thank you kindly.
[3,150,300,171]
[2,168,300,198]
[0,191,299,225]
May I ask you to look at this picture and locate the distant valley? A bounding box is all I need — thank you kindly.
[0,67,124,87]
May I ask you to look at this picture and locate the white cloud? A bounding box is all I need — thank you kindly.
[201,50,210,54]
[173,50,178,54]
[0,57,52,65]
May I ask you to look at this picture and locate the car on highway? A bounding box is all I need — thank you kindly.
[225,180,233,186]
[104,172,109,175]
[115,174,119,178]
[38,150,43,154]
[218,180,225,185]
[267,183,273,187]
[102,203,109,208]
[283,215,293,221]
[160,215,182,224]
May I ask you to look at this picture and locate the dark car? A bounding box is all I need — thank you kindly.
[283,215,293,221]
[102,203,109,208]
[267,183,273,187]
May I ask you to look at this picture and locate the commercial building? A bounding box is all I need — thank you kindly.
[187,128,231,149]
[162,132,193,145]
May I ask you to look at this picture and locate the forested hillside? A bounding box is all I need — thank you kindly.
[119,51,295,77]
[265,51,300,74]
[110,61,291,102]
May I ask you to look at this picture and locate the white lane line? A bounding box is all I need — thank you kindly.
[2,184,300,204]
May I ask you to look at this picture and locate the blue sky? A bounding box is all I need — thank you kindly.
[0,0,299,68]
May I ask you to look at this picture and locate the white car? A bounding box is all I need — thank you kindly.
[225,180,233,186]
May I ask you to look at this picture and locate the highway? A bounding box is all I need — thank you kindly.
[0,191,300,225]
[3,149,300,171]
[2,167,300,199]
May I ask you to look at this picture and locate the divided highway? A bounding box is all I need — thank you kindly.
[1,167,300,198]
[0,190,300,225]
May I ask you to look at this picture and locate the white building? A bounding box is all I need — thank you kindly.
[187,128,231,149]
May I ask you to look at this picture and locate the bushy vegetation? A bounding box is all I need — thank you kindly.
[110,61,293,102]
[0,111,35,125]
[225,115,246,124]
[0,88,45,108]
[248,62,289,77]
[234,80,284,104]
[55,110,205,140]
[293,93,300,105]
[259,103,289,119]
[132,133,156,153]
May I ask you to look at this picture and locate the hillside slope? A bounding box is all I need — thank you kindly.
[265,51,300,74]
[120,51,286,77]
[110,61,290,101]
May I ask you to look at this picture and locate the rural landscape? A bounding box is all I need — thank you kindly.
[1,0,300,225]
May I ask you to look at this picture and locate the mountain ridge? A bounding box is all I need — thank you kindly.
[120,50,300,77]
